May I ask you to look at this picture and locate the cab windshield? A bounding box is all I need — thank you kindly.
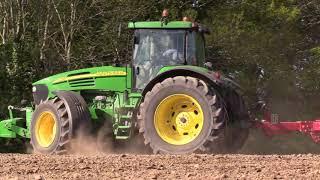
[133,29,205,89]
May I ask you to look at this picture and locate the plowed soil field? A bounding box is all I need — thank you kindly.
[0,153,319,180]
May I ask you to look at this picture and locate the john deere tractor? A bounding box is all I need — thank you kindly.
[0,13,250,154]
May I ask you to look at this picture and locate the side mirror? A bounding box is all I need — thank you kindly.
[134,35,140,45]
[204,62,213,69]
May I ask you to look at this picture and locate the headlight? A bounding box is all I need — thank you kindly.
[32,86,37,93]
[33,85,49,105]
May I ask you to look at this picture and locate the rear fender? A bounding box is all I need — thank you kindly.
[142,68,228,99]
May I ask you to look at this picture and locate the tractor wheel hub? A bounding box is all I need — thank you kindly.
[154,94,204,145]
[35,111,57,148]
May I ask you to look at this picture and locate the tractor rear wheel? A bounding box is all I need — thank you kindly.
[31,91,90,154]
[208,91,250,153]
[209,122,249,153]
[138,76,224,154]
[224,122,249,152]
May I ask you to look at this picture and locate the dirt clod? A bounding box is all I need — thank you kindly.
[33,175,43,180]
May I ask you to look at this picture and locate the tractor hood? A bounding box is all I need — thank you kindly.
[33,66,127,86]
[32,66,130,104]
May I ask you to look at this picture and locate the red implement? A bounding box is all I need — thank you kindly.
[254,112,320,143]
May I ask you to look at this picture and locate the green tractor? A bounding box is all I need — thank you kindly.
[0,13,250,154]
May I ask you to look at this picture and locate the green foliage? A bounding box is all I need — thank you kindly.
[310,47,320,58]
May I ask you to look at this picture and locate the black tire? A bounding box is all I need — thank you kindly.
[31,91,91,154]
[224,121,249,152]
[138,76,224,154]
[31,98,70,154]
[209,122,249,153]
[64,91,92,134]
[208,90,250,153]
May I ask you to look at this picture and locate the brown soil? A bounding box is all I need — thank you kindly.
[0,153,319,180]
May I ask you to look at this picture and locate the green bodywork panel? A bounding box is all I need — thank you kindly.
[128,21,193,29]
[33,66,132,99]
[0,119,20,138]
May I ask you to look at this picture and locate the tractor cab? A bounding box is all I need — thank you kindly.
[128,18,209,89]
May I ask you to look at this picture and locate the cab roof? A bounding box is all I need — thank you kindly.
[128,21,193,29]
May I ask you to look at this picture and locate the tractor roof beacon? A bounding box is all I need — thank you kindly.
[0,10,256,154]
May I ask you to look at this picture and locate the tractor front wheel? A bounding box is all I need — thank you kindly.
[31,91,91,154]
[31,98,70,154]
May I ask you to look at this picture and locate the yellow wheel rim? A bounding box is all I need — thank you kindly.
[35,111,57,148]
[154,94,204,145]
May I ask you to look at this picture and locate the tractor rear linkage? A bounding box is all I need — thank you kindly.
[254,112,320,143]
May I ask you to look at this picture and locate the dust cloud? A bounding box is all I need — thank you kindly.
[69,121,150,155]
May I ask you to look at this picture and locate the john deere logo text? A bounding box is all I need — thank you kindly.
[53,71,127,84]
